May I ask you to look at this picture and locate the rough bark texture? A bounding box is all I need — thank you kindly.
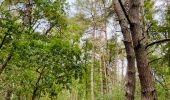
[113,0,136,100]
[128,0,156,99]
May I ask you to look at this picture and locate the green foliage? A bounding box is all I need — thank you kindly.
[0,0,170,99]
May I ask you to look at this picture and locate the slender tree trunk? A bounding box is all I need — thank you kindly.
[103,54,108,94]
[0,53,12,75]
[113,45,118,85]
[32,76,41,100]
[129,0,156,99]
[121,49,124,81]
[21,0,32,31]
[104,21,113,95]
[17,93,21,100]
[91,26,95,100]
[90,43,94,100]
[84,41,89,100]
[5,90,12,100]
[99,30,103,96]
[32,75,41,100]
[0,31,12,75]
[90,1,97,99]
[113,0,136,99]
[32,67,45,100]
[168,32,170,74]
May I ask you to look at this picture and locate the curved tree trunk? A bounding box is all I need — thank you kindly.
[113,0,136,99]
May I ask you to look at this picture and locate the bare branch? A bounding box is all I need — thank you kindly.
[146,38,170,49]
[44,24,55,36]
[149,58,162,64]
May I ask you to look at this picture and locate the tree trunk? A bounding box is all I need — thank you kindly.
[128,0,156,99]
[104,22,113,95]
[121,49,124,81]
[21,0,32,31]
[113,0,136,99]
[166,3,170,74]
[168,32,170,74]
[103,54,108,94]
[99,30,103,96]
[91,26,95,100]
[0,53,12,75]
[113,46,118,85]
[5,90,12,100]
[32,67,45,100]
[17,93,21,100]
[90,1,97,99]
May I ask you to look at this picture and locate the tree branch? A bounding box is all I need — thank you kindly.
[44,24,54,36]
[149,58,162,64]
[0,32,8,49]
[146,39,170,49]
[0,53,12,75]
[117,0,132,25]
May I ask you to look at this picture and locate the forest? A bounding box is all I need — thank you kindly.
[0,0,170,100]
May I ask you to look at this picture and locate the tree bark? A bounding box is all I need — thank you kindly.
[113,0,136,99]
[99,30,103,96]
[32,66,45,100]
[0,53,12,75]
[21,0,32,31]
[121,49,124,81]
[91,25,95,100]
[128,0,156,99]
[113,46,118,85]
[168,33,170,74]
[5,90,12,100]
[103,55,108,94]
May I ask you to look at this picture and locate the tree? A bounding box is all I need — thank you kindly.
[128,0,156,99]
[112,0,136,99]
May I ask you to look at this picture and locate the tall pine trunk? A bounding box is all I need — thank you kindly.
[113,0,136,99]
[129,0,156,99]
[102,5,110,94]
[91,26,95,100]
[99,30,103,96]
